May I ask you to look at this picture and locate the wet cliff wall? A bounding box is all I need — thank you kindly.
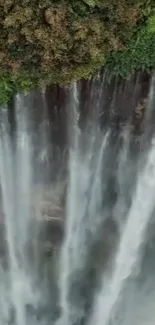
[2,71,152,251]
[7,71,151,149]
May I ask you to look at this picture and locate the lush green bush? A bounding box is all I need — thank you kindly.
[0,0,155,104]
[105,13,155,79]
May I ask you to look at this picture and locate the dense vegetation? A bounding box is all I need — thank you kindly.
[0,0,155,104]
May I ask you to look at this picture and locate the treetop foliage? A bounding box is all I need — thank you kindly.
[0,0,155,104]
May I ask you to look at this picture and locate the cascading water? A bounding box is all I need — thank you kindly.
[57,83,110,325]
[89,137,155,325]
[0,96,35,325]
[87,76,155,325]
[0,92,58,325]
[0,73,155,325]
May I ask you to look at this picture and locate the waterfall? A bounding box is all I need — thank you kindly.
[88,137,155,325]
[0,95,36,325]
[0,92,56,325]
[57,83,110,325]
[87,76,155,325]
[0,73,155,325]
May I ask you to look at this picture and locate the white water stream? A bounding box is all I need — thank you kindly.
[0,77,155,325]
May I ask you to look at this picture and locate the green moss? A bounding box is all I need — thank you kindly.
[0,77,14,106]
[0,1,155,104]
[83,0,96,7]
[105,14,155,79]
[147,13,155,33]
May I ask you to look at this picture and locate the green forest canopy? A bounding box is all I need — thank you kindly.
[0,0,155,104]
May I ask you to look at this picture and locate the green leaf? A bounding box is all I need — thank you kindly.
[83,0,96,7]
[147,14,155,33]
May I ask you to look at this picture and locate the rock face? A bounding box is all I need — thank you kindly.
[79,71,150,132]
[33,185,65,222]
[0,182,66,267]
[32,184,66,255]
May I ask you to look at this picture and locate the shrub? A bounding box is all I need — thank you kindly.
[0,0,155,104]
[105,13,155,79]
